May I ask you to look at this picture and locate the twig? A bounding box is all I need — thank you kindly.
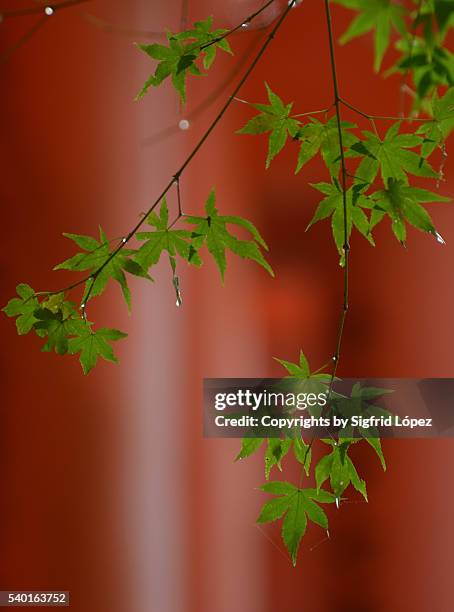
[292,106,333,118]
[325,0,349,391]
[399,0,423,116]
[180,0,189,31]
[176,177,183,217]
[0,15,47,62]
[40,0,296,315]
[1,0,90,18]
[300,0,350,477]
[168,178,183,229]
[234,95,330,119]
[83,0,275,47]
[198,0,277,51]
[340,98,430,122]
[143,33,263,147]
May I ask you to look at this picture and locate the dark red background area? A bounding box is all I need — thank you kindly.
[1,1,453,611]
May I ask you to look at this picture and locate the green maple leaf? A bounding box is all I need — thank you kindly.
[236,351,312,467]
[350,122,438,184]
[136,38,200,102]
[30,297,127,372]
[274,349,331,420]
[393,40,454,102]
[264,439,292,479]
[275,349,310,377]
[295,117,358,174]
[236,435,311,478]
[33,305,86,356]
[417,47,454,99]
[237,84,300,168]
[418,87,454,156]
[134,198,202,271]
[334,0,405,71]
[315,441,368,501]
[235,438,264,461]
[54,228,151,312]
[136,17,232,102]
[434,0,454,32]
[175,16,232,69]
[235,350,325,473]
[3,283,40,335]
[185,189,273,281]
[41,292,67,315]
[364,437,386,470]
[68,326,128,374]
[258,482,336,565]
[293,436,313,476]
[307,182,375,264]
[333,382,390,469]
[369,178,450,244]
[350,383,393,401]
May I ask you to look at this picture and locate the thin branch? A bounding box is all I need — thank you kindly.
[324,0,349,391]
[1,0,90,18]
[83,0,277,48]
[0,15,47,63]
[234,95,331,120]
[399,0,424,116]
[180,0,189,31]
[0,0,92,64]
[292,106,333,118]
[71,0,298,315]
[198,0,277,51]
[143,33,263,147]
[176,177,183,217]
[340,98,431,122]
[34,236,127,299]
[300,0,350,477]
[168,178,183,229]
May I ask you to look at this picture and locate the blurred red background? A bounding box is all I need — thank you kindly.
[1,1,453,611]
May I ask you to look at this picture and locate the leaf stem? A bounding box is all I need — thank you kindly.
[234,96,331,120]
[324,0,349,390]
[0,15,48,63]
[169,178,183,229]
[340,98,431,122]
[292,106,333,118]
[300,0,349,476]
[399,0,424,116]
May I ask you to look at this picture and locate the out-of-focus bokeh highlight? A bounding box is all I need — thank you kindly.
[1,1,454,611]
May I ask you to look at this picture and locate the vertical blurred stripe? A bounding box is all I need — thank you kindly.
[121,3,189,612]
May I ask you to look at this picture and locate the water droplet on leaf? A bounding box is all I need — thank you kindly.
[217,1,296,30]
[173,275,183,308]
[434,231,446,245]
[179,119,190,131]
